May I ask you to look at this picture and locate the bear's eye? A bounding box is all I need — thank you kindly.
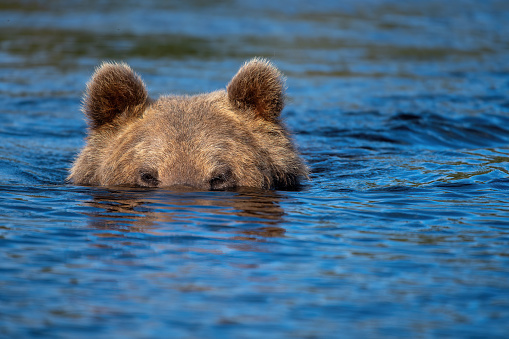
[139,170,159,187]
[209,168,234,190]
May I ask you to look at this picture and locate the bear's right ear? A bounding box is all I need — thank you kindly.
[83,62,148,129]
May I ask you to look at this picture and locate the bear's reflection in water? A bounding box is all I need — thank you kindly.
[84,188,286,251]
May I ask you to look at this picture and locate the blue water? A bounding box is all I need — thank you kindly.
[1,1,509,338]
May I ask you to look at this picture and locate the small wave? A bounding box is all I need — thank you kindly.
[301,111,509,150]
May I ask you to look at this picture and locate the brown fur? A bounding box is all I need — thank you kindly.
[227,58,284,122]
[83,62,149,129]
[69,58,308,190]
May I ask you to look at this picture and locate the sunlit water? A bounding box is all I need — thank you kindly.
[1,1,509,338]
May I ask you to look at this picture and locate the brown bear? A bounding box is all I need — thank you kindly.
[68,58,308,190]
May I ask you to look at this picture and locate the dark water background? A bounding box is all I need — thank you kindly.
[1,1,509,338]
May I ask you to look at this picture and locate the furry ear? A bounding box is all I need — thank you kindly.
[83,62,148,129]
[227,58,285,121]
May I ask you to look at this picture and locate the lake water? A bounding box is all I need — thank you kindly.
[1,1,509,338]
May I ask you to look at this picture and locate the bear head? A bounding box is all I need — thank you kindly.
[68,58,308,190]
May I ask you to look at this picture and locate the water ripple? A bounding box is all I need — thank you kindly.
[1,1,509,338]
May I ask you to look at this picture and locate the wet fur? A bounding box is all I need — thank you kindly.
[69,58,308,190]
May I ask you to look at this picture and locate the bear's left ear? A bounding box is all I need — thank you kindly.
[83,62,149,129]
[227,58,285,122]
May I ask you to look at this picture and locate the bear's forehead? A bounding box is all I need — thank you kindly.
[151,91,228,113]
[127,93,248,144]
[141,93,241,129]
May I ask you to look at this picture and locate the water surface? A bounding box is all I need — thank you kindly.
[1,1,509,338]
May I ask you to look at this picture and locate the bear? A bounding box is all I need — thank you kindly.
[68,58,308,190]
